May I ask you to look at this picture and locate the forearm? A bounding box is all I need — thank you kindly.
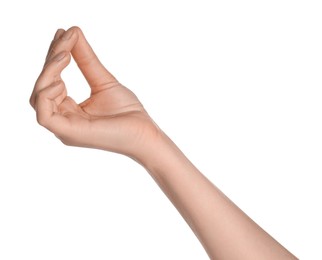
[32,26,297,260]
[138,132,297,260]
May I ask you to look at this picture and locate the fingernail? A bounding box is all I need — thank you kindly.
[53,52,66,61]
[62,29,73,40]
[54,28,65,40]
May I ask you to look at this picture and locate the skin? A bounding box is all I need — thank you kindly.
[30,26,298,259]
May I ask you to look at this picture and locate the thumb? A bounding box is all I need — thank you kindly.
[70,26,118,93]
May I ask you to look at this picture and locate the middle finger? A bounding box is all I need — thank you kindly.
[44,27,78,67]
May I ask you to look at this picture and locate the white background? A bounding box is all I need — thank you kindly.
[0,1,321,259]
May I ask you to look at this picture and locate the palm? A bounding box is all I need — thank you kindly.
[80,83,143,117]
[57,82,156,155]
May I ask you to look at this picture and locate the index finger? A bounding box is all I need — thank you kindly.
[70,26,118,93]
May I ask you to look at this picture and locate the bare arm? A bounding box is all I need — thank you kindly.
[139,133,296,259]
[30,26,297,259]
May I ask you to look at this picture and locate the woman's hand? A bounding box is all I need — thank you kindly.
[30,27,160,159]
[30,26,297,259]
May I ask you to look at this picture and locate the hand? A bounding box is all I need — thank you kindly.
[30,27,160,159]
[30,27,298,260]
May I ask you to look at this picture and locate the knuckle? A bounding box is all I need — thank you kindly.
[36,113,47,126]
[46,45,61,63]
[35,89,46,101]
[29,94,35,108]
[49,46,58,58]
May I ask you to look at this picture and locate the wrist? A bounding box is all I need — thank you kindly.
[134,130,190,177]
[132,130,168,166]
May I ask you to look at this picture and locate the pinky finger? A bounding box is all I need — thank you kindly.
[35,80,70,135]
